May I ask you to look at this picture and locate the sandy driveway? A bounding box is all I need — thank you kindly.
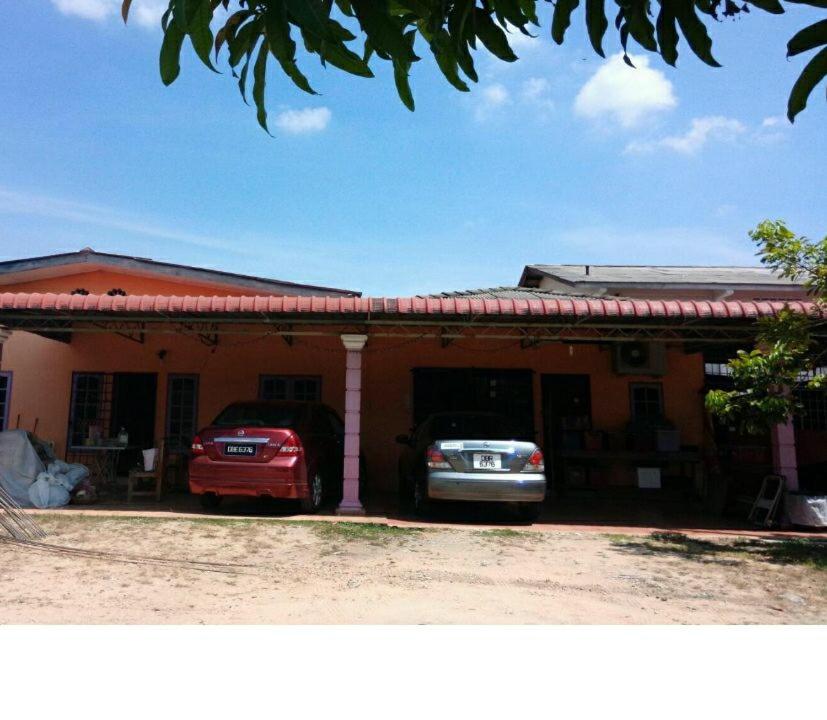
[1,514,825,623]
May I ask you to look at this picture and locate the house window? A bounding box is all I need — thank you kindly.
[68,373,112,446]
[259,375,321,402]
[0,372,11,431]
[795,389,827,431]
[166,375,199,453]
[630,383,664,422]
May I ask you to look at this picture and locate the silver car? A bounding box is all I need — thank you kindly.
[396,412,546,521]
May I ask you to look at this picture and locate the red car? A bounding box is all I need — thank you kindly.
[189,401,345,512]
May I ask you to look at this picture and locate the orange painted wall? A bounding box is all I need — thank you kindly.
[360,337,705,490]
[1,327,705,493]
[1,269,278,297]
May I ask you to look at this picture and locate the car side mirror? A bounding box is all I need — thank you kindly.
[395,434,411,445]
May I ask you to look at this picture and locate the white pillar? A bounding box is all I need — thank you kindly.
[771,417,798,491]
[336,333,367,515]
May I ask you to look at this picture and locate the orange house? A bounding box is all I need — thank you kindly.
[0,249,811,514]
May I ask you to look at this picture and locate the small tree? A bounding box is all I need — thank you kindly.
[705,221,827,433]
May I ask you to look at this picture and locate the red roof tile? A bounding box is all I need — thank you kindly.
[0,292,819,322]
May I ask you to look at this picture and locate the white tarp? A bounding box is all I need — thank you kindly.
[786,493,827,528]
[0,430,89,508]
[0,429,44,507]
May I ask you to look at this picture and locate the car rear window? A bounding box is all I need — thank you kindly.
[211,403,304,428]
[428,414,523,440]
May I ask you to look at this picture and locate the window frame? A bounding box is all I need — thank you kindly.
[629,382,664,423]
[165,374,200,454]
[67,372,111,448]
[258,374,322,402]
[0,371,11,432]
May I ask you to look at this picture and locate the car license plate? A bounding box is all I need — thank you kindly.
[473,453,501,470]
[224,443,256,456]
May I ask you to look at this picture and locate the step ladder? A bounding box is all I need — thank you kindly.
[749,474,786,528]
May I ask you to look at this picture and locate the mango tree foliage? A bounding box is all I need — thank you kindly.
[121,1,827,132]
[705,221,827,434]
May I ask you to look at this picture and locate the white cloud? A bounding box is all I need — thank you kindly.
[574,53,676,128]
[472,83,511,121]
[274,107,332,134]
[624,116,746,155]
[762,115,785,128]
[51,0,165,28]
[0,186,253,255]
[521,77,548,101]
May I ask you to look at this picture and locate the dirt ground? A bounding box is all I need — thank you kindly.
[1,514,825,624]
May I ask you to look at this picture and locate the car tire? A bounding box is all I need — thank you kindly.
[517,502,543,523]
[200,493,222,511]
[412,478,431,517]
[300,471,324,513]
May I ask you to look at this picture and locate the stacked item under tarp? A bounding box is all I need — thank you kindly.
[0,430,90,508]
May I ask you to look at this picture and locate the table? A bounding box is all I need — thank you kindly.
[68,445,128,491]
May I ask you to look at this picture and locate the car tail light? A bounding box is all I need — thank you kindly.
[426,446,450,469]
[523,448,545,472]
[277,432,303,456]
[191,436,205,456]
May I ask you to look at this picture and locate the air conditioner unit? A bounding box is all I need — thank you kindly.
[613,342,667,376]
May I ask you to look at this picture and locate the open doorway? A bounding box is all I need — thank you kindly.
[111,373,157,472]
[541,374,592,494]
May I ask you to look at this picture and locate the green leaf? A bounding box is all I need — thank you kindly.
[393,59,415,110]
[351,0,413,61]
[656,1,679,66]
[474,10,518,61]
[625,3,658,53]
[430,29,469,91]
[188,0,217,71]
[788,46,827,121]
[674,3,720,67]
[782,0,827,7]
[743,0,785,13]
[159,21,186,85]
[285,0,331,39]
[585,0,608,57]
[264,4,317,94]
[551,0,580,45]
[252,39,271,133]
[320,39,375,77]
[787,19,827,58]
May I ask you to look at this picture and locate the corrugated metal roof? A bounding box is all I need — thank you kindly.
[523,264,800,287]
[0,292,817,322]
[427,287,635,301]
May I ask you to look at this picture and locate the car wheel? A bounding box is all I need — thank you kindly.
[301,472,324,513]
[413,478,430,517]
[200,493,222,511]
[516,502,543,523]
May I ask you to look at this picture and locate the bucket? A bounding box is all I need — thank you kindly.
[142,448,157,472]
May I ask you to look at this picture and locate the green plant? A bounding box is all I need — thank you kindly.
[705,221,827,434]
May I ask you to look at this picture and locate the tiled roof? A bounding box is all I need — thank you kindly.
[0,292,818,322]
[0,248,360,297]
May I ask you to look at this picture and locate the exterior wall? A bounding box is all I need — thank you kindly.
[360,338,705,492]
[1,269,278,297]
[0,330,346,461]
[1,328,706,495]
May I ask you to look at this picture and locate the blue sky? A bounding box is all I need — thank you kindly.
[0,1,824,296]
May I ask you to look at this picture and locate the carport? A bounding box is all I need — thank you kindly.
[0,290,814,517]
